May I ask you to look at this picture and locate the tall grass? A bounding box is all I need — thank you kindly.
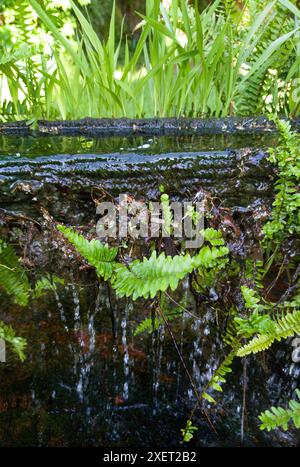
[1,0,299,120]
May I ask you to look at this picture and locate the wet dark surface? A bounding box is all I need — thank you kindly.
[2,116,300,136]
[0,277,299,447]
[0,133,276,223]
[0,133,299,447]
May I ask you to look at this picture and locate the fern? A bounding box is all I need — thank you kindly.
[13,1,39,44]
[202,310,242,403]
[113,252,193,300]
[237,309,300,357]
[259,389,300,431]
[0,321,26,361]
[113,244,229,300]
[202,349,236,403]
[263,117,300,252]
[181,420,198,443]
[236,2,296,115]
[134,308,182,336]
[233,286,276,337]
[58,224,228,300]
[134,316,160,336]
[33,274,64,299]
[160,193,173,235]
[57,225,118,280]
[0,239,30,306]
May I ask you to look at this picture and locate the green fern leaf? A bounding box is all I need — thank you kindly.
[57,225,118,280]
[134,308,182,336]
[202,349,236,402]
[259,389,300,431]
[0,321,26,361]
[113,244,229,300]
[0,239,30,306]
[237,310,300,357]
[33,275,64,299]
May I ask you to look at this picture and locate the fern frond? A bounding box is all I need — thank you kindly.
[0,239,30,306]
[113,244,229,300]
[113,252,193,300]
[262,117,300,250]
[259,389,300,431]
[134,316,160,336]
[236,2,295,115]
[237,310,300,357]
[0,321,26,361]
[33,274,64,299]
[13,1,37,44]
[202,349,236,403]
[134,308,182,336]
[57,225,118,280]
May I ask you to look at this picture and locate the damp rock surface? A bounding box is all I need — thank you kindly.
[0,134,275,223]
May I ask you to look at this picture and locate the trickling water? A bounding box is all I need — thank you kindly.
[0,256,298,447]
[88,309,96,355]
[54,288,67,325]
[189,319,202,400]
[71,282,81,332]
[69,283,85,403]
[176,312,187,401]
[121,301,132,402]
[153,324,165,412]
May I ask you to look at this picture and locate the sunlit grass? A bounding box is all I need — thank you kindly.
[0,0,299,121]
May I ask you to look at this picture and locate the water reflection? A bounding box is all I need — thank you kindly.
[0,274,298,447]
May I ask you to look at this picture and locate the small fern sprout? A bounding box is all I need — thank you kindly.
[259,389,300,431]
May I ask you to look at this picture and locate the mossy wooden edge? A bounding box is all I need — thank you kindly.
[1,117,300,136]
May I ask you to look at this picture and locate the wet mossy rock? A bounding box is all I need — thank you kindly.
[0,121,30,135]
[0,146,274,224]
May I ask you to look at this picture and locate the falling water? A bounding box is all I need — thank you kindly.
[176,310,189,401]
[121,300,132,401]
[188,319,202,400]
[69,282,97,411]
[200,309,219,388]
[69,283,85,403]
[152,324,165,412]
[71,283,81,332]
[54,288,67,326]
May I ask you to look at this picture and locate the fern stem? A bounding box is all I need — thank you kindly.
[164,291,201,320]
[157,304,217,434]
[241,357,248,445]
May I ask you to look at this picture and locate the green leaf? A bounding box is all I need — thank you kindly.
[202,392,217,404]
[0,321,26,361]
[0,239,30,306]
[57,225,118,281]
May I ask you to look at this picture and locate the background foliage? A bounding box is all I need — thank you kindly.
[0,0,299,121]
